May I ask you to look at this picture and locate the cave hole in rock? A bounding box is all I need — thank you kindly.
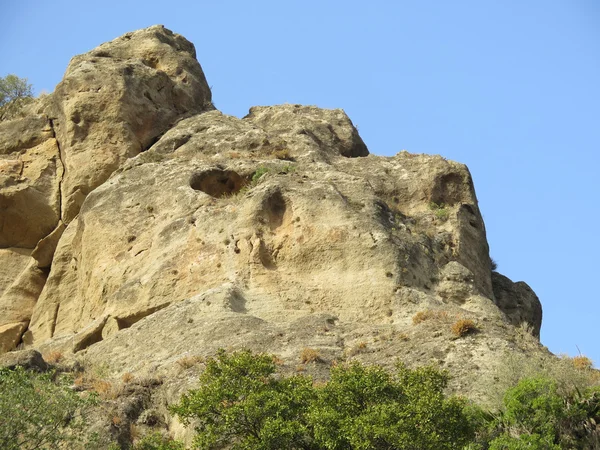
[261,190,290,231]
[189,169,248,198]
[430,173,465,207]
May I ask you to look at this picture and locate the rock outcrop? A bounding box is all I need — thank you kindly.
[0,25,212,349]
[0,26,551,440]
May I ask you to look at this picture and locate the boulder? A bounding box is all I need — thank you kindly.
[492,271,543,336]
[48,24,212,222]
[0,349,48,371]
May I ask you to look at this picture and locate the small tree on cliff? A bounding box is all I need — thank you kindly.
[0,74,34,121]
[0,74,32,106]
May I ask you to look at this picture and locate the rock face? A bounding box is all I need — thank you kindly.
[50,25,213,223]
[492,272,543,336]
[0,26,550,433]
[0,26,213,349]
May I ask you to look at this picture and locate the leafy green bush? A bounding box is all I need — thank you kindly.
[0,366,95,450]
[485,377,600,449]
[309,361,475,450]
[171,349,476,449]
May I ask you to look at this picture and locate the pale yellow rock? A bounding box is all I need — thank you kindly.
[31,221,66,268]
[0,132,62,248]
[0,322,27,353]
[28,106,500,351]
[0,248,32,298]
[0,259,46,326]
[48,25,212,222]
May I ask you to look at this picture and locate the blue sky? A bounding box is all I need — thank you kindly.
[2,1,599,366]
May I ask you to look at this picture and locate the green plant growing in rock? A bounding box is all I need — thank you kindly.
[133,431,185,450]
[308,361,476,450]
[251,167,270,184]
[429,201,449,222]
[0,366,96,450]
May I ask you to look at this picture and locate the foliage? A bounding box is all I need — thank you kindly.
[0,74,33,106]
[171,349,476,449]
[0,366,95,450]
[308,362,475,450]
[484,377,600,449]
[251,167,270,184]
[170,349,315,449]
[0,75,34,121]
[133,431,185,450]
[490,258,498,271]
[429,201,449,222]
[485,352,600,410]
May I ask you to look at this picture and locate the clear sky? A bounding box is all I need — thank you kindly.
[2,1,599,366]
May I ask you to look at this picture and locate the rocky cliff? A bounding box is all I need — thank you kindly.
[0,25,547,442]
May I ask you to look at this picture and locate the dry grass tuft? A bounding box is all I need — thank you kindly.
[572,355,594,370]
[451,319,478,338]
[92,379,122,400]
[176,355,203,370]
[44,351,63,364]
[122,372,135,383]
[273,149,293,161]
[412,309,450,325]
[300,348,321,364]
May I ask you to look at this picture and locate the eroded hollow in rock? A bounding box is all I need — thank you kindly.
[189,169,247,198]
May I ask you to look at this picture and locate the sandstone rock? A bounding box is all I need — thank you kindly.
[31,221,66,268]
[0,258,47,325]
[0,322,27,353]
[0,248,32,298]
[28,106,499,350]
[48,25,212,222]
[0,115,62,248]
[492,271,542,336]
[0,349,48,371]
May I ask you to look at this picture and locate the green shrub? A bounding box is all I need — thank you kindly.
[171,349,476,449]
[0,366,95,450]
[0,74,34,121]
[0,74,32,106]
[429,201,449,222]
[485,377,600,449]
[170,349,315,449]
[308,361,475,450]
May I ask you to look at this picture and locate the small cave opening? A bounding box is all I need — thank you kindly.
[430,173,465,206]
[189,169,248,198]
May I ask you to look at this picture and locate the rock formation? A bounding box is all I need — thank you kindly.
[0,25,547,442]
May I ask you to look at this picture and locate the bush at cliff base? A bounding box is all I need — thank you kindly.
[170,349,476,449]
[0,366,95,450]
